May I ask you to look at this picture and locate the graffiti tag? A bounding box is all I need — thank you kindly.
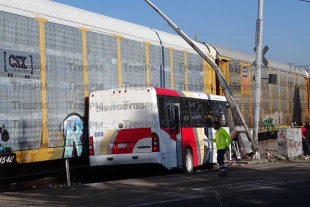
[278,131,287,150]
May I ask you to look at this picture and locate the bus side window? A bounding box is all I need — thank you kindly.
[166,104,176,134]
[180,99,191,127]
[174,105,180,134]
[190,100,203,127]
[213,101,229,127]
[202,100,214,127]
[158,96,168,127]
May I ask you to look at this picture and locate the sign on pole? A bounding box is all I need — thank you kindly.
[253,45,269,67]
[262,45,269,66]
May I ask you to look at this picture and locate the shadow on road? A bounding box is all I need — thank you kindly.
[0,162,309,207]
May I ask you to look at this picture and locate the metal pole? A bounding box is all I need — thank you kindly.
[144,0,255,151]
[65,159,71,187]
[253,0,264,159]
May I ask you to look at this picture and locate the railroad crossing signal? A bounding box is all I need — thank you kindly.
[253,45,269,67]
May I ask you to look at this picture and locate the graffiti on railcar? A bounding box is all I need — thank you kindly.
[0,124,10,152]
[60,113,86,158]
[0,124,17,165]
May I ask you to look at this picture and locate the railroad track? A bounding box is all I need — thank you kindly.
[0,159,176,192]
[0,157,89,191]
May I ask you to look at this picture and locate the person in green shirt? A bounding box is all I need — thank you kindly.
[212,121,231,177]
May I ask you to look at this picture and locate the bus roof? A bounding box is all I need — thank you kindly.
[90,87,227,102]
[154,88,227,102]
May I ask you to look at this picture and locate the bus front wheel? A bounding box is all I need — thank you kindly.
[184,148,193,173]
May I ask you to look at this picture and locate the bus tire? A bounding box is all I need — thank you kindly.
[184,148,193,173]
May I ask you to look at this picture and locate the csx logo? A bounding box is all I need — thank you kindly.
[3,51,34,73]
[9,55,28,69]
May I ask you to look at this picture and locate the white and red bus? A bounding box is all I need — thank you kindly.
[88,87,231,173]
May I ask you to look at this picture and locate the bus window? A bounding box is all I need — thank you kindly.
[166,104,176,133]
[190,99,203,127]
[202,100,214,127]
[174,105,180,134]
[157,96,168,127]
[180,99,191,127]
[213,101,229,127]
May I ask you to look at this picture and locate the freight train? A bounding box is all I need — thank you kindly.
[0,0,308,166]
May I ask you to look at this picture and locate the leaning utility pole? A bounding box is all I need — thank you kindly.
[144,0,256,156]
[253,0,264,159]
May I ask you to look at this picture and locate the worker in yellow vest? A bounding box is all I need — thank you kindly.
[212,121,231,177]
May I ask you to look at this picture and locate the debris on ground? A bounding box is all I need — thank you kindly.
[277,155,287,161]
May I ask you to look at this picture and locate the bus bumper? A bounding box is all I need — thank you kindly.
[89,152,161,166]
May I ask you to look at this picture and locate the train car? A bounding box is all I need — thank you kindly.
[0,0,216,166]
[0,0,308,167]
[208,44,309,132]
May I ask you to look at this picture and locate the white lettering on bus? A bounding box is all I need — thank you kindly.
[95,102,157,112]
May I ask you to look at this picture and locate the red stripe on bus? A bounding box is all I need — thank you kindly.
[111,128,152,154]
[181,128,198,167]
[155,88,180,97]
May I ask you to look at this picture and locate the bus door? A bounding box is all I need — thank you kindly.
[167,103,182,167]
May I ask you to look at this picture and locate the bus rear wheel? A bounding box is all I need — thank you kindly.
[184,148,193,173]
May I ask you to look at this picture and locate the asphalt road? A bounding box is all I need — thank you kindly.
[0,161,309,207]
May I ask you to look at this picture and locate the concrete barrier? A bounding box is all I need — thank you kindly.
[277,128,302,159]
